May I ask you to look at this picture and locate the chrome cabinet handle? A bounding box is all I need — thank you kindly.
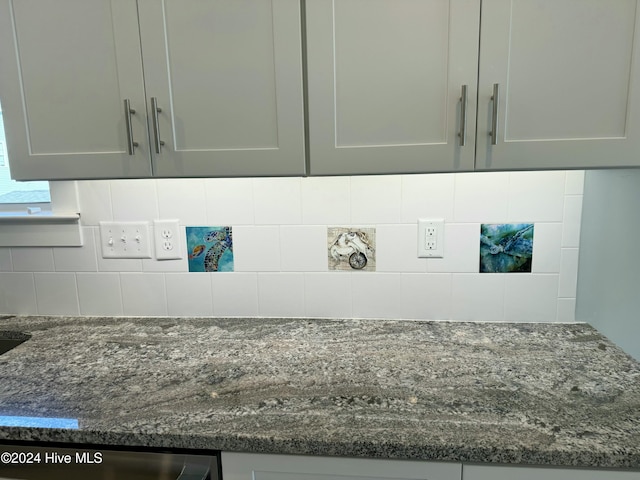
[124,99,138,155]
[151,97,165,154]
[458,84,467,146]
[490,83,499,145]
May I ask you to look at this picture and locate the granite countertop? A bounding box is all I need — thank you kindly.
[0,316,639,469]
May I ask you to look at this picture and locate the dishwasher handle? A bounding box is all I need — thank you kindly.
[176,455,216,480]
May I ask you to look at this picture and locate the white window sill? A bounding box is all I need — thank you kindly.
[0,182,82,247]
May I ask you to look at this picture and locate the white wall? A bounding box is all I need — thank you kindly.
[0,170,583,321]
[576,169,640,360]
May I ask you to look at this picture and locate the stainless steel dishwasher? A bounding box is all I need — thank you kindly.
[0,444,219,480]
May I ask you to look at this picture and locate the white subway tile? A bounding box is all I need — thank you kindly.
[504,274,559,322]
[94,229,143,272]
[301,176,350,225]
[165,273,213,317]
[53,227,98,272]
[77,273,123,316]
[253,177,302,224]
[557,298,577,322]
[531,223,563,273]
[34,273,79,316]
[559,248,580,298]
[376,224,427,273]
[212,273,259,316]
[400,273,452,320]
[351,273,402,319]
[77,180,113,226]
[428,223,480,273]
[451,274,505,321]
[12,248,54,272]
[401,173,455,223]
[257,273,305,317]
[507,171,566,222]
[0,272,37,314]
[454,172,509,222]
[157,179,207,226]
[280,226,328,272]
[304,273,352,318]
[204,178,255,225]
[0,248,12,271]
[562,195,583,247]
[565,171,585,195]
[351,175,401,224]
[232,226,281,272]
[120,273,167,316]
[111,180,158,221]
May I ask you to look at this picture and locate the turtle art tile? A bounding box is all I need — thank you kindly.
[480,223,534,273]
[327,227,376,272]
[186,226,234,272]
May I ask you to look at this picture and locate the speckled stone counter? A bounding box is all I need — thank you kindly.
[0,316,639,469]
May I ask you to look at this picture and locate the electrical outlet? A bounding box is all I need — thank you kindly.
[154,219,182,260]
[417,218,444,258]
[99,221,152,258]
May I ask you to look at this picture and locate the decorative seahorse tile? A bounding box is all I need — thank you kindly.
[480,223,534,273]
[186,226,234,272]
[327,227,376,272]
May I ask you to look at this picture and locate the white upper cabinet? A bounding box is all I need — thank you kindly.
[137,0,305,177]
[0,0,305,180]
[0,0,151,180]
[306,0,480,175]
[476,0,640,170]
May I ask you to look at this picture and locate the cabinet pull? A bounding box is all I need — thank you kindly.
[458,84,468,146]
[124,99,138,155]
[489,83,499,145]
[151,97,165,154]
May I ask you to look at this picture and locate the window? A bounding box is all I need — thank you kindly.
[0,102,81,247]
[0,102,51,212]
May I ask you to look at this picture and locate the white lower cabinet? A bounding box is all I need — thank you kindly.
[463,464,640,480]
[221,453,461,480]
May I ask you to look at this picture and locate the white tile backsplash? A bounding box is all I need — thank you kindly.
[53,227,98,272]
[351,273,402,319]
[301,176,350,225]
[0,248,12,271]
[120,273,167,316]
[12,248,55,272]
[507,171,566,222]
[503,274,559,322]
[34,273,79,316]
[400,273,452,320]
[454,172,510,222]
[451,274,505,321]
[257,273,305,317]
[165,273,213,317]
[77,273,123,316]
[211,273,258,316]
[304,273,353,318]
[0,171,584,321]
[351,175,401,224]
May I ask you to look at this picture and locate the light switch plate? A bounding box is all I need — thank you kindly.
[417,218,444,258]
[99,221,152,258]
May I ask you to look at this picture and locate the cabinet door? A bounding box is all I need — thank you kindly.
[463,464,640,480]
[476,0,640,170]
[138,0,305,177]
[222,452,461,480]
[306,0,479,176]
[0,0,151,180]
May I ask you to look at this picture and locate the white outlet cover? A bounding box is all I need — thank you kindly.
[99,221,152,258]
[154,219,182,260]
[417,218,444,258]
